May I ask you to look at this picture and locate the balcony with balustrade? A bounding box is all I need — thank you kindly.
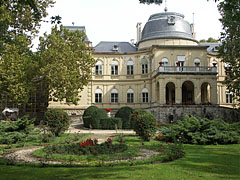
[157,66,217,74]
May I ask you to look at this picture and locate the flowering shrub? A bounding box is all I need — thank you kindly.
[105,108,111,112]
[130,109,157,141]
[160,142,184,161]
[43,138,127,156]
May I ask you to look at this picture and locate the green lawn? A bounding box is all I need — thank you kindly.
[0,143,239,180]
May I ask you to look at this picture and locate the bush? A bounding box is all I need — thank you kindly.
[100,118,122,129]
[130,109,157,141]
[165,115,240,145]
[43,138,127,156]
[160,142,185,161]
[82,106,108,129]
[0,116,42,144]
[115,106,134,129]
[44,109,70,136]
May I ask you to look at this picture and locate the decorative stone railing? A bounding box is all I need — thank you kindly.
[158,66,217,74]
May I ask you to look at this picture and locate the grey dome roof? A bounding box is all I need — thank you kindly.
[140,12,195,42]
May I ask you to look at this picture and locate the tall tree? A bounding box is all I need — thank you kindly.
[217,0,240,105]
[0,0,54,106]
[0,35,38,105]
[37,25,96,105]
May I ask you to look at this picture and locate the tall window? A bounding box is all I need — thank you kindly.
[162,58,168,66]
[111,60,118,75]
[95,89,102,103]
[95,61,102,75]
[142,88,149,103]
[127,60,134,75]
[142,64,148,74]
[226,90,233,103]
[111,89,118,103]
[127,89,134,103]
[177,56,185,66]
[141,57,148,74]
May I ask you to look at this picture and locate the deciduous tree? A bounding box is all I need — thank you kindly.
[217,0,240,105]
[37,25,96,105]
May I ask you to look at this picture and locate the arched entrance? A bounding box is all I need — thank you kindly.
[166,82,175,105]
[201,83,211,104]
[182,81,194,105]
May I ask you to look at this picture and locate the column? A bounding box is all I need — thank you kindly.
[159,79,165,104]
[175,80,182,104]
[210,81,218,104]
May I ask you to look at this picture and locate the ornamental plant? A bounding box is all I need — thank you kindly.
[165,115,240,145]
[44,109,70,136]
[83,106,108,129]
[160,142,185,161]
[105,108,111,112]
[130,109,157,141]
[43,138,127,156]
[115,106,134,129]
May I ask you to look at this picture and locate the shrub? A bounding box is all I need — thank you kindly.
[43,138,127,156]
[44,109,70,136]
[115,106,134,129]
[0,116,42,144]
[130,109,157,141]
[100,117,122,129]
[165,115,240,145]
[160,142,185,161]
[82,106,108,129]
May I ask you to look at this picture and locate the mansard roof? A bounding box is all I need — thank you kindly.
[94,41,137,53]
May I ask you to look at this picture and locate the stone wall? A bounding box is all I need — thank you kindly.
[63,105,240,126]
[146,105,240,123]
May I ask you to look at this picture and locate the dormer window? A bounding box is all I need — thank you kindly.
[167,16,175,25]
[112,44,119,51]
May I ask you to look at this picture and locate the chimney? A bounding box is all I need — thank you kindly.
[136,22,142,43]
[191,13,196,39]
[191,24,196,39]
[130,39,135,45]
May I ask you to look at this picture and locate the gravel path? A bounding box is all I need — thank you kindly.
[3,146,162,165]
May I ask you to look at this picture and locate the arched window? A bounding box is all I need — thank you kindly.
[111,60,119,75]
[111,89,118,103]
[142,88,149,103]
[127,60,134,75]
[95,89,102,103]
[141,57,148,74]
[162,58,168,66]
[194,58,200,66]
[212,60,217,67]
[95,60,103,75]
[127,89,134,103]
[226,89,233,104]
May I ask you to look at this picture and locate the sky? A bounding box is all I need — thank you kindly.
[34,0,222,48]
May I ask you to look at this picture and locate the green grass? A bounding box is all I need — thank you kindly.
[0,134,239,180]
[0,144,239,180]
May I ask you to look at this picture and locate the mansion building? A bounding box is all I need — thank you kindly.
[49,12,237,122]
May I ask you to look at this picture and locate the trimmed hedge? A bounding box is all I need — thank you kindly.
[100,118,122,130]
[115,106,133,129]
[82,106,108,129]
